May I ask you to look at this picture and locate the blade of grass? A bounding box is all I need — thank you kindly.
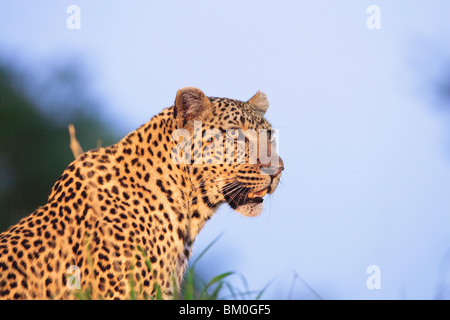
[235,272,252,300]
[223,282,239,300]
[183,268,195,300]
[155,283,163,300]
[199,271,234,298]
[209,282,224,300]
[137,245,153,273]
[128,263,137,300]
[255,279,273,300]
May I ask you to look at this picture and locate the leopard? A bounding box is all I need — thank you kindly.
[0,87,284,299]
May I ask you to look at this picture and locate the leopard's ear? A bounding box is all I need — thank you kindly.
[174,87,212,122]
[247,91,269,116]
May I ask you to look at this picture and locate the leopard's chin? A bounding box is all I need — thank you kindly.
[234,201,264,217]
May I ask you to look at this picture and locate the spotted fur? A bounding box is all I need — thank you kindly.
[0,87,283,299]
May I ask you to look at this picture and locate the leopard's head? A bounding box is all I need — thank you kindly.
[172,87,284,217]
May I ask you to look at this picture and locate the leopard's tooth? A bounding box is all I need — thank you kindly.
[247,191,257,199]
[247,189,268,198]
[257,189,268,197]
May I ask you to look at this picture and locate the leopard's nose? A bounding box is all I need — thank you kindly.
[271,165,284,178]
[260,157,284,177]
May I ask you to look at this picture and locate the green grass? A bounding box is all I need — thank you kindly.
[70,235,268,300]
[177,235,270,300]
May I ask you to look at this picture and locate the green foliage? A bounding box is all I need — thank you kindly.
[177,235,269,300]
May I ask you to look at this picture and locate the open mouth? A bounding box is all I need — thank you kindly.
[247,188,268,199]
[223,184,269,209]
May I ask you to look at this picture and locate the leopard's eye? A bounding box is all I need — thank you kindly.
[266,130,272,141]
[226,128,244,140]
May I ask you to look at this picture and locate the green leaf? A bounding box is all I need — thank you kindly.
[155,283,163,300]
[185,269,196,300]
[136,245,152,272]
[209,282,224,300]
[128,263,137,300]
[200,271,234,298]
[255,280,272,300]
[224,282,239,300]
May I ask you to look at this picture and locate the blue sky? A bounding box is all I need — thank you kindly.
[1,0,450,299]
